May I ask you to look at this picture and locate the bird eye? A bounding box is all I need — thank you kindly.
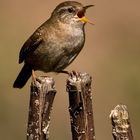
[68,7,74,13]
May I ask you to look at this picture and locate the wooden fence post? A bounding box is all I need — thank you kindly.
[66,72,95,140]
[110,104,134,140]
[27,76,56,140]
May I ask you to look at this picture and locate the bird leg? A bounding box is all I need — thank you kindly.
[56,70,80,78]
[56,70,69,75]
[31,69,37,85]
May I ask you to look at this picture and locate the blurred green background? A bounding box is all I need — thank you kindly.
[0,0,140,139]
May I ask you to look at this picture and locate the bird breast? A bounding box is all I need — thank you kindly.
[27,24,85,72]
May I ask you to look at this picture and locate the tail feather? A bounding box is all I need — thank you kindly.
[13,64,32,88]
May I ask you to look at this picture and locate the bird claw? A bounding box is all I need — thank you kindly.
[31,70,42,86]
[66,70,82,93]
[69,70,81,79]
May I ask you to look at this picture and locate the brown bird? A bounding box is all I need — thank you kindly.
[13,1,93,88]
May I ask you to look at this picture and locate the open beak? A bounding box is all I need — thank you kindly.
[77,5,94,25]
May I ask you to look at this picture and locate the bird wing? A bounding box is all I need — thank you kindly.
[19,31,43,64]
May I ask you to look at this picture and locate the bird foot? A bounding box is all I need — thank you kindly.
[69,70,81,79]
[31,70,41,86]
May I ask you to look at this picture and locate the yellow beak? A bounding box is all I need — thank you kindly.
[77,5,94,25]
[79,16,94,25]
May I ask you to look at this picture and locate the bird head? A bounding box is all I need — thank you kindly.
[51,1,94,26]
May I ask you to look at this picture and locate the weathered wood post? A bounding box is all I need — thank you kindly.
[27,76,56,140]
[110,104,134,140]
[66,72,95,140]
